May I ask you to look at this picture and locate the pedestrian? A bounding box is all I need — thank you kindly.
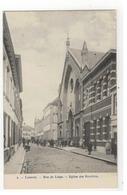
[87,142,92,155]
[113,142,117,160]
[22,138,25,148]
[93,139,97,151]
[105,141,111,155]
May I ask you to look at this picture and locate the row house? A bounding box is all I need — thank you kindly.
[3,14,23,162]
[34,97,59,143]
[34,118,44,142]
[42,98,59,142]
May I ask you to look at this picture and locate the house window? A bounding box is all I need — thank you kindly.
[99,118,103,140]
[100,80,103,100]
[107,74,110,96]
[84,88,89,107]
[94,83,97,103]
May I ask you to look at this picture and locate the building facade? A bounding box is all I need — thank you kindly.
[3,14,23,162]
[22,125,34,141]
[42,98,59,142]
[34,98,59,143]
[34,118,44,143]
[58,38,116,152]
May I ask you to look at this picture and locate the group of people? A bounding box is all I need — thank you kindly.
[87,140,117,159]
[22,137,117,159]
[22,138,31,152]
[105,140,117,159]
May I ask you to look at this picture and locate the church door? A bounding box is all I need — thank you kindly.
[68,110,73,138]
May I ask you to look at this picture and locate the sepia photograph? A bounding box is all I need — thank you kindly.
[3,10,117,188]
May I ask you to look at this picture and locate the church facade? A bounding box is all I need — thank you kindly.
[58,38,116,152]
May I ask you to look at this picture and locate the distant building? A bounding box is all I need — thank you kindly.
[3,13,23,162]
[43,98,59,142]
[22,125,34,140]
[58,38,117,152]
[34,118,44,142]
[34,98,59,143]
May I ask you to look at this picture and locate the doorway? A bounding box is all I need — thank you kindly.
[84,122,90,147]
[68,110,73,138]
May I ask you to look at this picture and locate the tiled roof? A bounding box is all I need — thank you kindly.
[69,48,105,70]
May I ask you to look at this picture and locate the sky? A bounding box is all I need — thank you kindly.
[6,10,116,127]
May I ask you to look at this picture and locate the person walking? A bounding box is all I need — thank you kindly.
[105,141,111,155]
[22,137,25,148]
[113,141,117,160]
[87,142,92,155]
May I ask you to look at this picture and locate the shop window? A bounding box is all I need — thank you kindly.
[75,125,79,137]
[105,116,110,140]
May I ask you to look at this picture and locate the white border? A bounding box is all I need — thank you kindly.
[0,0,126,194]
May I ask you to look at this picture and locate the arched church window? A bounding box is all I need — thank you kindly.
[75,80,81,113]
[78,92,81,101]
[70,78,73,92]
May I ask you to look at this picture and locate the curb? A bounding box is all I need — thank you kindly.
[20,149,26,174]
[55,147,117,165]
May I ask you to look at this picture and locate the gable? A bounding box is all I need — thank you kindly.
[59,52,81,98]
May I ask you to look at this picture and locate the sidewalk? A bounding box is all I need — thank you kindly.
[4,144,26,174]
[55,146,117,165]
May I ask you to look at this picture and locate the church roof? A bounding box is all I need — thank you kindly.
[69,48,104,70]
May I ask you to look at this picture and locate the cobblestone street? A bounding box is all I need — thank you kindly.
[22,144,117,173]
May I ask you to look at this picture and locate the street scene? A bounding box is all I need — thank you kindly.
[4,11,117,175]
[21,144,116,174]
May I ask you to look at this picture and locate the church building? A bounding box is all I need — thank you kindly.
[58,37,116,152]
